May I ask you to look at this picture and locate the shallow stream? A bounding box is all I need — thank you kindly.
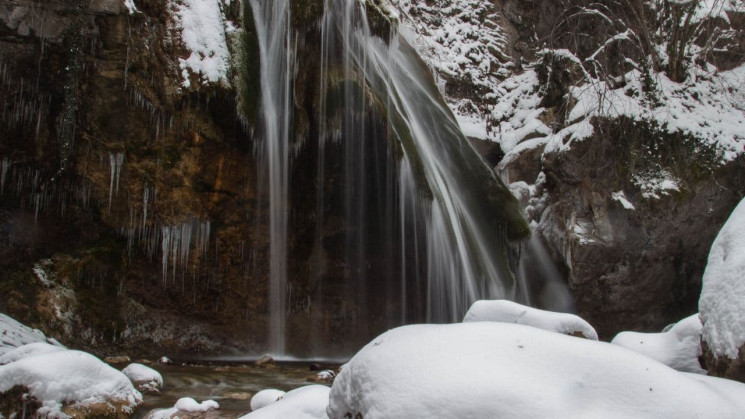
[132,361,339,418]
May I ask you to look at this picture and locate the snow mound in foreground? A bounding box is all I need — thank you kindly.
[0,342,66,365]
[611,314,705,374]
[328,323,745,418]
[122,363,164,393]
[241,385,329,419]
[700,198,745,359]
[0,350,142,416]
[463,299,598,340]
[0,314,59,356]
[250,388,287,411]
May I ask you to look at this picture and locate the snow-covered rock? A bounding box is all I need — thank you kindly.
[175,397,219,412]
[462,299,598,340]
[172,0,235,88]
[699,198,745,377]
[250,389,286,411]
[0,350,142,417]
[146,398,219,419]
[0,342,65,365]
[122,363,164,393]
[611,314,705,374]
[0,314,60,356]
[242,385,329,418]
[328,322,745,418]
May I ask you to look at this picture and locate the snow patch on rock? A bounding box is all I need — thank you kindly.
[463,299,598,340]
[122,363,163,393]
[171,0,234,88]
[611,191,636,210]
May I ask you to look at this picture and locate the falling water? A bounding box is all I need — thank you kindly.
[250,0,295,355]
[319,0,525,323]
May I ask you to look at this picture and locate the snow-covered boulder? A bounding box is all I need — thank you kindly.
[0,313,61,356]
[146,397,219,419]
[0,349,142,417]
[0,342,66,365]
[328,323,745,418]
[242,385,329,418]
[699,198,745,380]
[462,299,598,340]
[122,363,164,393]
[611,314,705,374]
[250,389,287,411]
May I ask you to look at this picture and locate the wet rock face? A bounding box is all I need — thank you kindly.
[0,0,264,356]
[701,341,745,383]
[536,119,745,339]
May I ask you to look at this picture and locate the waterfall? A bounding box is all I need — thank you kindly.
[249,0,527,356]
[319,0,525,324]
[250,0,295,355]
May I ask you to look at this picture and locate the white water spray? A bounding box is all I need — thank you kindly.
[250,0,295,355]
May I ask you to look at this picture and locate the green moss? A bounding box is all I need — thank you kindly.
[237,0,262,130]
[292,0,324,28]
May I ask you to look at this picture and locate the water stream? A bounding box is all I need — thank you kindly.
[250,0,528,356]
[250,0,295,356]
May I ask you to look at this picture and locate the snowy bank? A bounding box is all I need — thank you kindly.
[611,314,705,374]
[463,299,598,340]
[241,385,329,419]
[0,350,142,417]
[700,198,745,359]
[328,323,745,418]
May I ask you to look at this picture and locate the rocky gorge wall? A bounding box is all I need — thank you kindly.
[0,0,528,358]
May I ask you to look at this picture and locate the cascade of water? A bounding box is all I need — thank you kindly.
[517,233,574,313]
[250,0,295,355]
[318,0,522,324]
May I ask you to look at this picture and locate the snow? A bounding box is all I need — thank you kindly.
[122,363,163,393]
[0,350,142,416]
[550,65,745,161]
[250,389,287,411]
[171,0,234,88]
[241,385,330,419]
[175,397,219,412]
[0,313,61,356]
[612,191,636,210]
[699,198,745,359]
[0,342,65,365]
[147,398,219,419]
[463,299,598,340]
[611,314,705,374]
[328,322,745,418]
[123,0,138,14]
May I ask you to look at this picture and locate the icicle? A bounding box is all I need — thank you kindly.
[161,226,171,287]
[108,152,124,211]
